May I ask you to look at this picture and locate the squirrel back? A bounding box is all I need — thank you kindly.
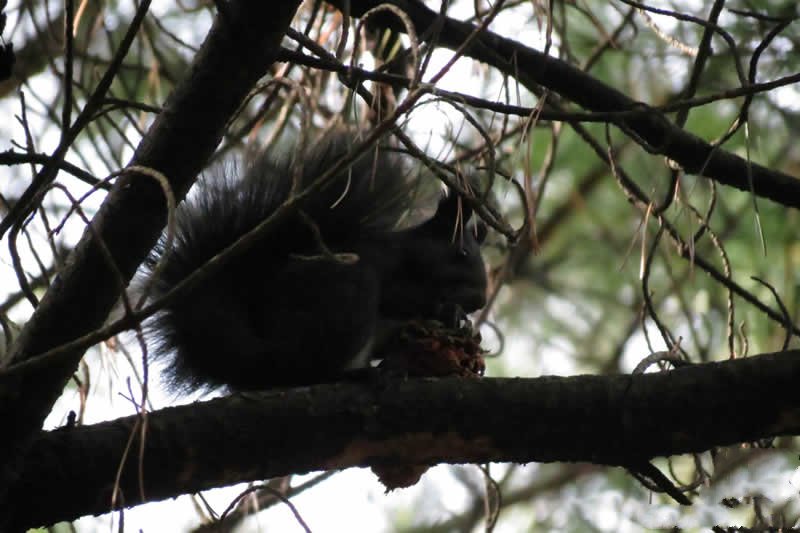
[146,134,487,392]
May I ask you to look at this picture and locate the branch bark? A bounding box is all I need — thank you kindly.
[10,349,800,530]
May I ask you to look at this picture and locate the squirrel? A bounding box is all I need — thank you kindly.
[144,133,487,393]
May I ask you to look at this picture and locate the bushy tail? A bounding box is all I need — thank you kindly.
[144,134,414,392]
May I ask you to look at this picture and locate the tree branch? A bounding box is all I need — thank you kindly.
[330,0,800,208]
[0,0,302,521]
[10,349,800,529]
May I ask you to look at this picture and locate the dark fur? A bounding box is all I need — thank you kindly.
[146,135,487,392]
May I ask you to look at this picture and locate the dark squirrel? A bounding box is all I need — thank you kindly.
[146,134,487,392]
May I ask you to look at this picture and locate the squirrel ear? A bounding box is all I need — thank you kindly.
[424,192,457,238]
[432,189,472,228]
[430,188,489,244]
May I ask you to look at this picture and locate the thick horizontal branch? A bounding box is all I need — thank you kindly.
[331,0,800,208]
[11,349,800,529]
